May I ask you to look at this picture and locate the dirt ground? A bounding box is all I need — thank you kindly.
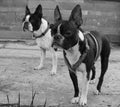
[0,42,120,107]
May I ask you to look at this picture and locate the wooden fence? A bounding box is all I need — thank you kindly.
[0,0,120,44]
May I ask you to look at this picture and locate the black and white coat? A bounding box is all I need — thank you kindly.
[51,4,111,106]
[22,5,57,75]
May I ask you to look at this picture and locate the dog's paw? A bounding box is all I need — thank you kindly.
[34,65,44,70]
[50,70,56,76]
[94,89,100,95]
[79,96,87,106]
[90,79,96,84]
[71,97,79,104]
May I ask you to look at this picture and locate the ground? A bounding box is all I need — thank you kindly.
[0,41,120,107]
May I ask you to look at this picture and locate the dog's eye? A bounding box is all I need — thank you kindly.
[51,29,57,36]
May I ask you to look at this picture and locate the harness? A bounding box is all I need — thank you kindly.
[84,31,99,62]
[33,23,50,39]
[63,37,89,73]
[63,31,99,73]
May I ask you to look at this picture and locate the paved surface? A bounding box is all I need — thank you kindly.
[0,41,63,58]
[0,41,120,107]
[0,41,119,60]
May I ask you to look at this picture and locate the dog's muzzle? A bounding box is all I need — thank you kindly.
[53,34,62,44]
[23,22,29,31]
[54,34,62,41]
[52,34,64,48]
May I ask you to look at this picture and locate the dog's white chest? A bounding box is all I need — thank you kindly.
[66,53,86,72]
[65,44,86,72]
[77,63,86,72]
[35,29,53,49]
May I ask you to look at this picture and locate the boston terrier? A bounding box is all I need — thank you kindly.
[51,5,111,105]
[22,4,57,75]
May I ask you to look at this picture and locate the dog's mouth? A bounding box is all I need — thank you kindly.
[23,21,33,32]
[22,24,27,32]
[52,41,63,49]
[23,27,33,33]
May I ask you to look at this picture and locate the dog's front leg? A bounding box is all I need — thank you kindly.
[69,70,79,104]
[90,65,96,84]
[79,71,89,106]
[34,48,46,70]
[50,48,57,75]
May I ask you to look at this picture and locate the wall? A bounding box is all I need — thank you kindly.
[0,0,120,44]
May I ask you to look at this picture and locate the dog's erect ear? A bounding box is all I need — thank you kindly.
[25,5,31,15]
[69,4,83,27]
[34,4,43,17]
[54,5,62,23]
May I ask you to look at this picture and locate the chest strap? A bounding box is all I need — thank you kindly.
[63,38,89,73]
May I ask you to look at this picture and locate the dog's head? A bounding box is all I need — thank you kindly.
[22,4,43,33]
[51,5,84,50]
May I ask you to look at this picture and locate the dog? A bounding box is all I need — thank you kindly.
[50,5,111,105]
[22,4,57,75]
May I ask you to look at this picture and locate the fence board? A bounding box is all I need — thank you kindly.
[28,0,57,9]
[0,0,120,44]
[0,31,32,40]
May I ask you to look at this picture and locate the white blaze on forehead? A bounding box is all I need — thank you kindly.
[25,15,30,21]
[57,24,62,34]
[78,30,84,41]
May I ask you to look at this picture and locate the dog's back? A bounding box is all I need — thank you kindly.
[85,30,111,93]
[84,31,110,61]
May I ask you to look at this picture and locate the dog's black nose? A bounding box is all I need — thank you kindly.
[54,34,62,41]
[23,22,29,31]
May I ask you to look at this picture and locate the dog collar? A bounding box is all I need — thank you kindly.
[33,24,50,39]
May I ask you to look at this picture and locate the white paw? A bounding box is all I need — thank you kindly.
[94,90,100,95]
[34,65,44,70]
[79,96,87,106]
[71,97,79,104]
[50,70,56,75]
[90,79,96,84]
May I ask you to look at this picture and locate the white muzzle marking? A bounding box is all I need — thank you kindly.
[23,15,33,32]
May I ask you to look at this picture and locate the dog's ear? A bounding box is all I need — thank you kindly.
[34,4,43,17]
[69,4,83,27]
[25,5,31,15]
[54,5,62,23]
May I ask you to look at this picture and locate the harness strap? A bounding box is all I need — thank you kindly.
[33,24,50,39]
[63,31,99,73]
[63,38,89,73]
[83,31,99,62]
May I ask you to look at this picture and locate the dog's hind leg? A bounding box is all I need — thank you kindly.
[96,38,110,94]
[50,48,57,75]
[34,48,46,70]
